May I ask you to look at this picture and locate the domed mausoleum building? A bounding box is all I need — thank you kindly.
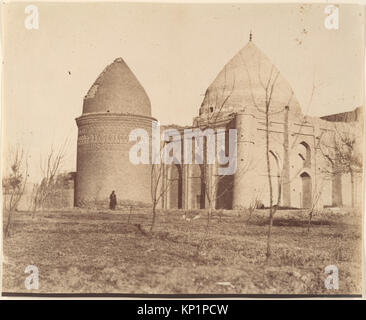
[75,40,362,210]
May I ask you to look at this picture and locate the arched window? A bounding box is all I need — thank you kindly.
[269,150,281,178]
[298,142,311,168]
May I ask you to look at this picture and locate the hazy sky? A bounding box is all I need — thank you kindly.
[1,2,364,180]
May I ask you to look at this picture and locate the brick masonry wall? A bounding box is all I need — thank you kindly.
[75,113,154,208]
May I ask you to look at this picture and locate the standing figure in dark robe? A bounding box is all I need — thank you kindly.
[109,190,117,210]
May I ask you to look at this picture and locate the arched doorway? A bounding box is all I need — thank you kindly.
[268,150,281,207]
[169,164,183,209]
[300,172,312,208]
[189,164,205,209]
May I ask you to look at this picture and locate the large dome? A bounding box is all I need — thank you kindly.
[200,41,302,115]
[83,58,151,116]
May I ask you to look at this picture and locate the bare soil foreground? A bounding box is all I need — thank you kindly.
[2,208,362,295]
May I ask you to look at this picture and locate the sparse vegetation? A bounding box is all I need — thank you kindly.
[2,208,362,295]
[31,140,69,216]
[2,145,28,238]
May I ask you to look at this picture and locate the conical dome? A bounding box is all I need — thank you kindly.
[200,41,302,115]
[83,58,151,116]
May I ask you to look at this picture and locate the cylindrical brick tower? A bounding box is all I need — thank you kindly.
[75,58,155,207]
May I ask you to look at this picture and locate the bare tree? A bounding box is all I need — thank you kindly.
[194,76,257,254]
[242,56,319,260]
[244,62,284,259]
[150,138,173,232]
[306,178,326,232]
[241,54,322,260]
[244,194,262,225]
[319,122,363,208]
[334,124,362,208]
[2,145,28,237]
[31,139,68,216]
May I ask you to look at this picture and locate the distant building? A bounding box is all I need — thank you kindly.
[75,40,363,209]
[2,172,75,211]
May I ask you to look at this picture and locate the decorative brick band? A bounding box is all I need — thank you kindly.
[76,112,156,149]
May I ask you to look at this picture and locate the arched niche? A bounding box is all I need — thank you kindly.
[300,171,312,208]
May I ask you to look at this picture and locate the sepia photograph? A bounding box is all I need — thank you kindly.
[0,1,364,297]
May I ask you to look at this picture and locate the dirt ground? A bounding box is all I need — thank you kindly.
[1,208,363,295]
